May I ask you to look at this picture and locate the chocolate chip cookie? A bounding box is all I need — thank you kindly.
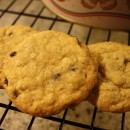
[3,30,98,117]
[87,42,130,112]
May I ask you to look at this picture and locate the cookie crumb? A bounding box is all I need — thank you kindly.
[10,51,17,57]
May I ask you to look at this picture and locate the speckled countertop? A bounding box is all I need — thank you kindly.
[0,0,130,130]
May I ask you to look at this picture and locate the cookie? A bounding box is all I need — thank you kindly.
[81,0,98,9]
[0,25,38,89]
[3,30,98,117]
[87,42,130,113]
[99,0,117,10]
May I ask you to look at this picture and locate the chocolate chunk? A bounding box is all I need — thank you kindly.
[52,73,61,80]
[10,51,17,57]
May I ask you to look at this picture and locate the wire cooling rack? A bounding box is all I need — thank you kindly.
[0,0,130,130]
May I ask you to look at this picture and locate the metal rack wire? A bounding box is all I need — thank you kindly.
[0,0,130,130]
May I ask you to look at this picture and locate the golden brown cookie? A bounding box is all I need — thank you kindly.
[87,42,130,113]
[0,25,38,88]
[3,30,98,117]
[81,0,98,9]
[99,0,117,10]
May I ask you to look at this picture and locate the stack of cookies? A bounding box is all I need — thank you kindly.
[0,25,130,117]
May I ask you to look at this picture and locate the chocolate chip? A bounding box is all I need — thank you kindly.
[13,90,20,98]
[10,51,17,57]
[85,74,87,78]
[69,65,76,72]
[52,73,61,80]
[70,67,76,71]
[8,32,13,36]
[4,77,8,86]
[124,58,130,65]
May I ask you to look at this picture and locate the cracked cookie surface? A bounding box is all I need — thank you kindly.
[3,30,98,117]
[0,25,38,88]
[87,42,130,112]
